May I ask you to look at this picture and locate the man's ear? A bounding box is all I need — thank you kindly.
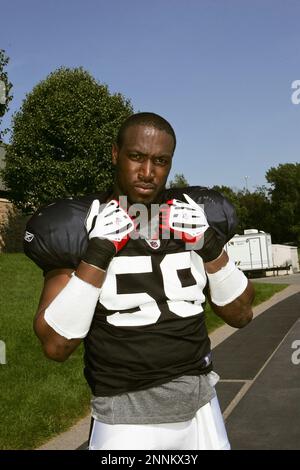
[112,144,119,166]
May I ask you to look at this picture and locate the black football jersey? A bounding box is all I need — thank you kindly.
[24,186,237,396]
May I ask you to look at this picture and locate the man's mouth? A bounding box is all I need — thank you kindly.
[134,184,156,195]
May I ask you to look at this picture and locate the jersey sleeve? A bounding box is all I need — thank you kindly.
[23,196,93,275]
[165,186,238,244]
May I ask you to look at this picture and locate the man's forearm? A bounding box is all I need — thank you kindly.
[34,318,82,362]
[204,251,255,328]
[207,280,254,328]
[34,262,106,361]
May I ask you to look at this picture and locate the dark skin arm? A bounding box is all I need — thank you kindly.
[204,251,255,328]
[34,262,106,362]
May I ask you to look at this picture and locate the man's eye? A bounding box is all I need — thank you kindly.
[130,154,141,160]
[155,158,167,165]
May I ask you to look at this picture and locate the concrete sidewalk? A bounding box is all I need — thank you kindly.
[37,283,300,450]
[252,272,300,285]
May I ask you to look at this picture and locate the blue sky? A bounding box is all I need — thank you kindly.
[1,0,300,191]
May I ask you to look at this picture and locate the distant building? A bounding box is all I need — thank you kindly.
[0,144,28,252]
[0,144,8,194]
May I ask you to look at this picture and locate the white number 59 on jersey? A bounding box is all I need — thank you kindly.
[99,252,207,327]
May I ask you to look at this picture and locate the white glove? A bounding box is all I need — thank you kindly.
[161,193,209,242]
[85,199,134,250]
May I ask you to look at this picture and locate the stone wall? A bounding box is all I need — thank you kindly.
[0,198,29,252]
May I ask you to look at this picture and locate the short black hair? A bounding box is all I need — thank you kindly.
[116,112,176,152]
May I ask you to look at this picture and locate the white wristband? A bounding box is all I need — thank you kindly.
[44,273,101,339]
[207,260,248,306]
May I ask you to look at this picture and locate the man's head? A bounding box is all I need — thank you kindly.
[112,112,176,205]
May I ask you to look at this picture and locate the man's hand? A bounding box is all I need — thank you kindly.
[160,193,253,328]
[83,199,134,271]
[160,193,224,262]
[85,199,134,250]
[160,193,209,242]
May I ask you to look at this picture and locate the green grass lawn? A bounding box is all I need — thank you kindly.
[0,254,90,450]
[0,254,289,449]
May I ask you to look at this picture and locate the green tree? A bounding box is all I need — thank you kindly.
[2,67,132,212]
[168,173,189,188]
[0,49,13,141]
[212,185,273,236]
[266,163,300,244]
[212,185,245,234]
[238,189,273,234]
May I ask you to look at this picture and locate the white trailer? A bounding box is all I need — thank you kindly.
[225,229,273,272]
[272,244,299,273]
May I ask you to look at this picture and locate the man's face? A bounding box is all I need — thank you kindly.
[112,125,174,205]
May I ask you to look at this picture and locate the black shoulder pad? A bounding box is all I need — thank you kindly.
[24,192,110,275]
[164,186,238,244]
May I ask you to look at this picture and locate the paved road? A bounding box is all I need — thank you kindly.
[214,292,300,450]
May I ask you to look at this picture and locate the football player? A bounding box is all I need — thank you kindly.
[24,112,254,450]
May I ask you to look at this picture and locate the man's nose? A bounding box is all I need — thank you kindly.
[139,159,154,180]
